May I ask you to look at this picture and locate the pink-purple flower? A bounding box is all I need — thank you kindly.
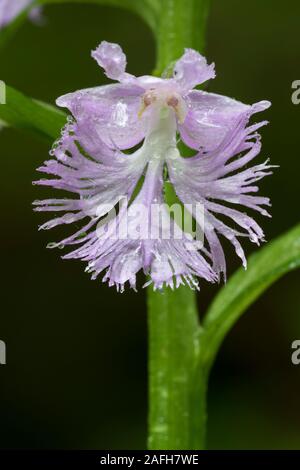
[34,41,273,291]
[0,0,41,29]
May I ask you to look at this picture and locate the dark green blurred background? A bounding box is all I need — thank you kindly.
[0,0,300,449]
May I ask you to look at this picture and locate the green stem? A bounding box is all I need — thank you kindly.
[147,0,211,450]
[155,0,210,75]
[148,288,205,450]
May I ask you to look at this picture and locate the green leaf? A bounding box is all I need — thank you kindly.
[0,85,66,141]
[202,224,300,369]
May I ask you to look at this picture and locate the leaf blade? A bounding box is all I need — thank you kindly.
[0,85,66,141]
[202,224,300,368]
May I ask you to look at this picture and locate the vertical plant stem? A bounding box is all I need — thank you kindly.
[155,0,211,75]
[148,288,204,450]
[189,332,210,449]
[147,0,211,450]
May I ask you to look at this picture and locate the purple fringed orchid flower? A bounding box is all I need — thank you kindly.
[0,0,42,29]
[34,41,273,291]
